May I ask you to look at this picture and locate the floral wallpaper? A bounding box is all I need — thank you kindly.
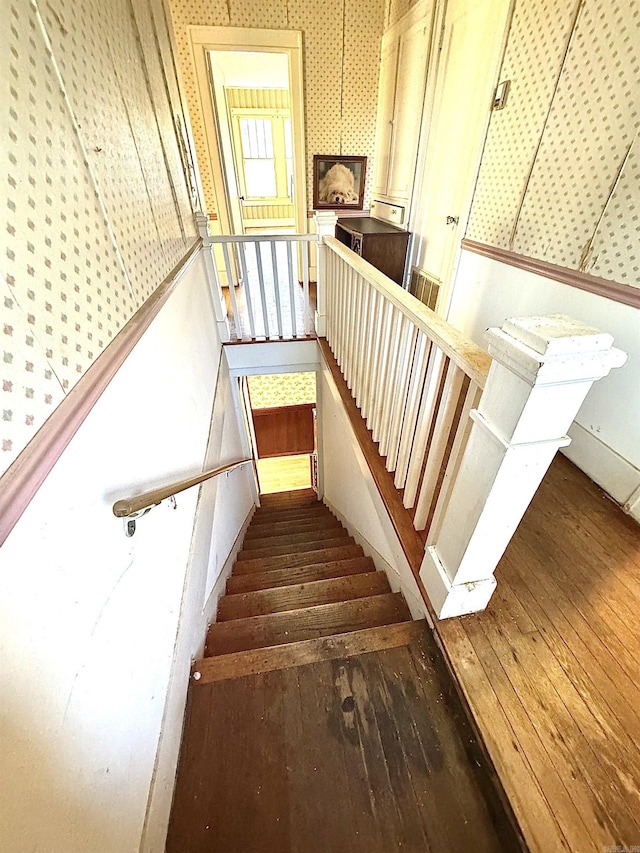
[1,0,196,475]
[466,0,640,288]
[247,372,316,408]
[167,0,386,215]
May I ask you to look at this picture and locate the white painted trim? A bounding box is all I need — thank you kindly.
[420,546,497,619]
[224,339,320,374]
[625,484,640,524]
[202,505,255,630]
[323,498,430,623]
[188,26,307,235]
[562,422,640,513]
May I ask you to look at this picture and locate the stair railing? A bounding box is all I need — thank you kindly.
[323,235,491,535]
[196,214,317,341]
[112,459,252,535]
[321,235,626,618]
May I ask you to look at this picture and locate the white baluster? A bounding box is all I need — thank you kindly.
[254,242,270,339]
[237,242,256,340]
[286,241,297,339]
[269,241,283,337]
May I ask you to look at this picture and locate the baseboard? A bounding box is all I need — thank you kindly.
[563,421,640,515]
[323,498,431,624]
[201,504,255,637]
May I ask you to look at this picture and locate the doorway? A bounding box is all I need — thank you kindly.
[244,372,317,495]
[190,27,307,236]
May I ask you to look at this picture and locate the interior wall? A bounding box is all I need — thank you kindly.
[141,347,255,852]
[0,0,197,478]
[465,0,640,288]
[0,253,253,852]
[167,0,386,215]
[448,249,640,513]
[318,359,428,618]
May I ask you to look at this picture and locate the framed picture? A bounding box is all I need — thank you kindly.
[313,155,367,210]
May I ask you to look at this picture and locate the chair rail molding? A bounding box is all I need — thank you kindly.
[420,314,627,618]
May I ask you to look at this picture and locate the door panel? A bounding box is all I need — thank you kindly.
[253,404,315,458]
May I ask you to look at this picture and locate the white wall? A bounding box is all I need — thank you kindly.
[448,250,640,510]
[318,360,429,620]
[0,253,253,852]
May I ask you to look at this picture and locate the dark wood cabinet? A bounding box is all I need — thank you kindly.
[335,217,410,285]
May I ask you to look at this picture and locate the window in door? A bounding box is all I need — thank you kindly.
[232,110,293,204]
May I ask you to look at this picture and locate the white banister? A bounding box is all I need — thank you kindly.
[195,212,230,342]
[203,231,316,341]
[322,236,627,620]
[420,314,627,619]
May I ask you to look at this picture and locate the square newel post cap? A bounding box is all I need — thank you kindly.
[485,314,627,386]
[194,211,210,239]
[314,210,339,237]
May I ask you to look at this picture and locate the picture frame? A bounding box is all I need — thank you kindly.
[313,155,367,210]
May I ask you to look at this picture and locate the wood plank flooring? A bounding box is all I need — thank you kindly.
[437,454,640,853]
[167,625,523,853]
[256,454,311,493]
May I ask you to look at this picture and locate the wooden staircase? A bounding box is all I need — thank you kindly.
[192,488,423,684]
[169,488,524,852]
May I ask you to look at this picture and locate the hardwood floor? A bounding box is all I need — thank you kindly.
[257,454,311,493]
[167,627,521,853]
[437,454,640,853]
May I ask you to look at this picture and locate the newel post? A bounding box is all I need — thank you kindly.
[420,314,627,619]
[314,211,338,337]
[195,212,230,343]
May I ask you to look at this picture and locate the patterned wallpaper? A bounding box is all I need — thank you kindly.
[1,0,196,475]
[167,0,386,216]
[466,0,640,288]
[247,372,316,408]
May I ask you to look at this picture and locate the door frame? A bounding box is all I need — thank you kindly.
[189,26,308,236]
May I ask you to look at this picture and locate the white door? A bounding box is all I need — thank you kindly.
[386,16,432,201]
[412,0,512,308]
[373,38,399,198]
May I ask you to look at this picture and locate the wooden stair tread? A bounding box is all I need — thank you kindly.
[232,543,364,574]
[258,489,317,506]
[244,514,341,538]
[251,504,331,523]
[226,556,375,593]
[235,535,355,561]
[192,620,426,683]
[241,526,346,551]
[218,572,390,620]
[205,592,411,656]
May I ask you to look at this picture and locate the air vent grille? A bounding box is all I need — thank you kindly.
[409,266,440,312]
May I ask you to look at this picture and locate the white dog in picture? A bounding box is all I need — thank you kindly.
[318,163,359,205]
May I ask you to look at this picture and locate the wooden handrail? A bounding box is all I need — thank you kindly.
[112,459,252,517]
[323,236,492,388]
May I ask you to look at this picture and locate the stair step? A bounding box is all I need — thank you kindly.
[232,543,364,574]
[258,489,317,507]
[251,504,331,523]
[218,572,390,621]
[226,556,375,593]
[241,526,346,551]
[236,535,354,561]
[245,514,341,539]
[204,593,412,656]
[193,620,425,684]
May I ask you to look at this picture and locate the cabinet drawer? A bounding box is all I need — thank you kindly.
[371,200,406,226]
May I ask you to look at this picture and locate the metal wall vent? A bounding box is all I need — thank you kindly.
[409,266,441,312]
